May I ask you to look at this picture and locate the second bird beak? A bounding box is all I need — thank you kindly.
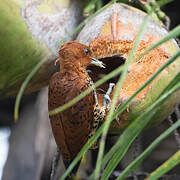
[91,58,105,68]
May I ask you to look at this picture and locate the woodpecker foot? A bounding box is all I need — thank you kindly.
[103,83,115,109]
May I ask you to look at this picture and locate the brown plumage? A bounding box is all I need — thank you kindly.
[48,42,106,176]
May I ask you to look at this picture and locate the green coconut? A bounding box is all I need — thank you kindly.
[0,0,82,98]
[76,3,180,132]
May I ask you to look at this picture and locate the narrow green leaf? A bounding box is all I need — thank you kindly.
[146,149,180,180]
[117,119,180,180]
[100,111,156,180]
[101,82,180,180]
[113,50,180,119]
[14,57,47,121]
[60,123,105,180]
[159,72,180,98]
[158,0,174,7]
[94,12,151,180]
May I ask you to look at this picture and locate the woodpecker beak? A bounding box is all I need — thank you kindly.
[91,58,105,68]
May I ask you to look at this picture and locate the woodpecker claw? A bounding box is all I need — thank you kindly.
[54,58,59,66]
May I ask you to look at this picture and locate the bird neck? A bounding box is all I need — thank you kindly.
[60,63,89,77]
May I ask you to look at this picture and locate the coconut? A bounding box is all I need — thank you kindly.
[0,0,82,97]
[76,3,180,132]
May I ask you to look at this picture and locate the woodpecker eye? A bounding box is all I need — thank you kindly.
[84,48,90,55]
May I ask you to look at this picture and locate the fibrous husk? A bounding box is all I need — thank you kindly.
[76,3,180,132]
